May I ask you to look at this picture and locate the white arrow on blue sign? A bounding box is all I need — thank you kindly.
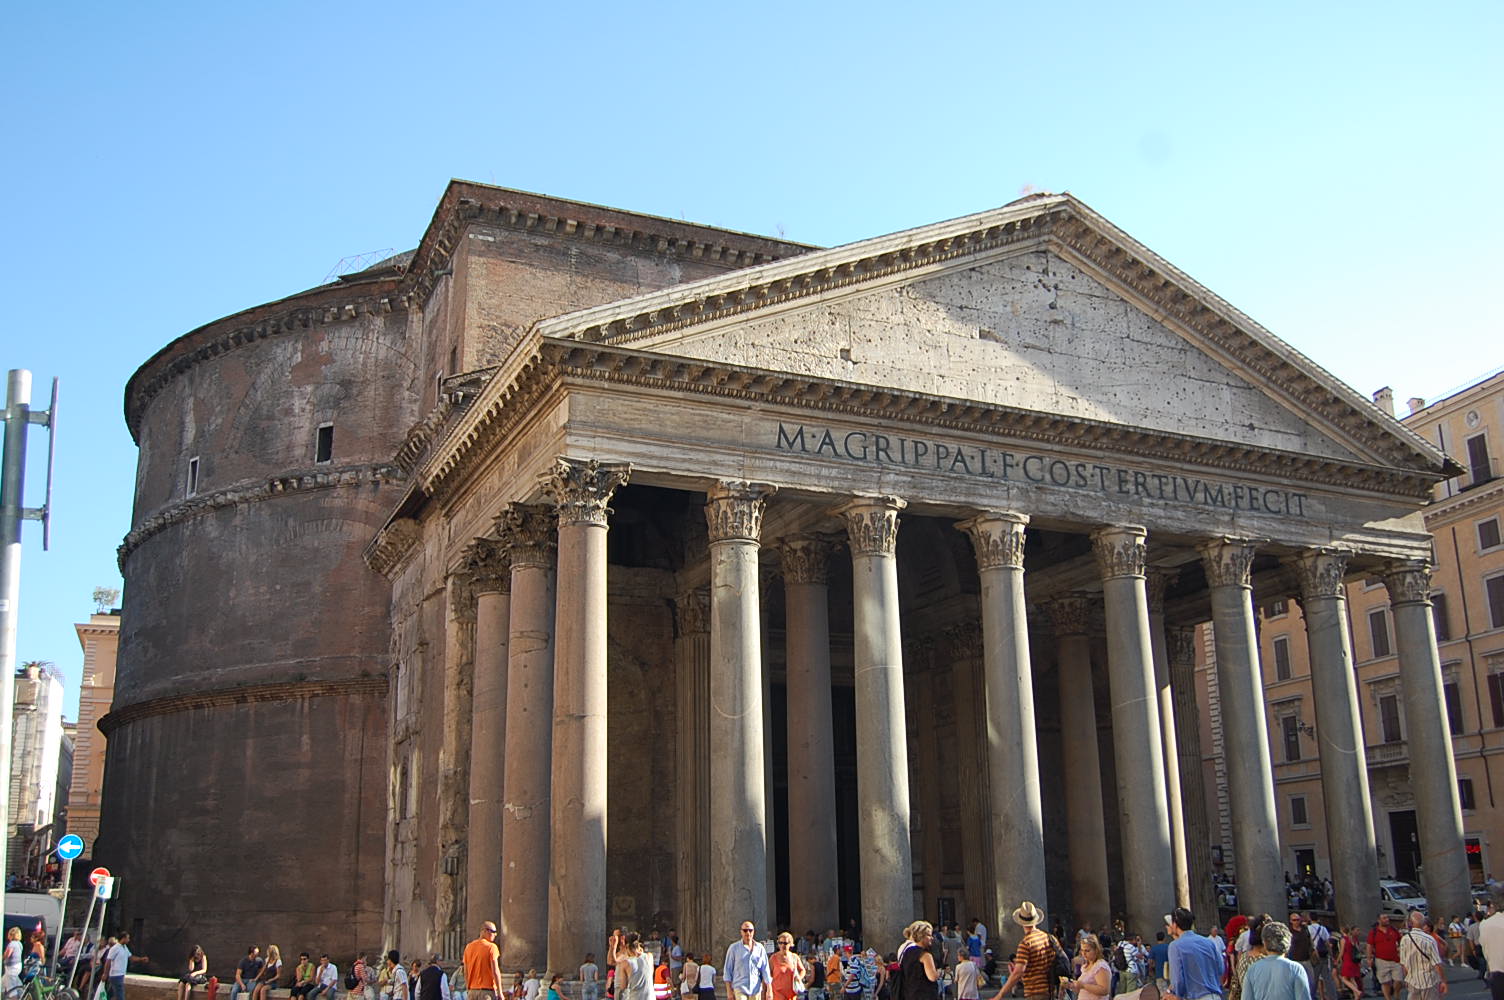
[57,835,85,860]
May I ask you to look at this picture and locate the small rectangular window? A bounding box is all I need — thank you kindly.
[1489,575,1504,630]
[187,456,200,497]
[1273,636,1292,681]
[1432,593,1451,642]
[1444,680,1463,736]
[1480,518,1502,551]
[1369,608,1392,658]
[1380,693,1402,743]
[1491,674,1504,728]
[1268,599,1289,618]
[1466,433,1493,486]
[315,423,334,464]
[1458,777,1475,811]
[1291,795,1308,826]
[1282,715,1301,762]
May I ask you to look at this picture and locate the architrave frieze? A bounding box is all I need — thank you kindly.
[120,462,405,570]
[99,676,388,735]
[416,335,1441,509]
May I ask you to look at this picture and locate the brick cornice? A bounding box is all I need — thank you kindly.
[98,675,387,735]
[417,336,1442,504]
[118,462,403,569]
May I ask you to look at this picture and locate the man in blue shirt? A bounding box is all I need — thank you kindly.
[1149,932,1173,989]
[1164,908,1224,1000]
[723,921,772,1000]
[1242,923,1311,1000]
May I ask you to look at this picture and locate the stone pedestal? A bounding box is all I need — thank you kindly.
[1146,569,1189,909]
[1092,525,1174,937]
[1167,627,1219,927]
[1199,538,1283,919]
[1045,594,1110,928]
[959,510,1046,948]
[543,458,628,973]
[706,481,775,946]
[1384,561,1471,923]
[498,504,558,969]
[465,539,512,933]
[836,495,914,946]
[1292,549,1379,930]
[781,535,840,935]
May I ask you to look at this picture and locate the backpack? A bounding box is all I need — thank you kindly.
[891,946,916,1000]
[1049,937,1072,982]
[1111,945,1128,972]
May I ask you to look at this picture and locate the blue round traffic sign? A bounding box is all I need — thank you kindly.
[57,834,84,860]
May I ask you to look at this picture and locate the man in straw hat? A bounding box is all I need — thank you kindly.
[988,903,1055,1000]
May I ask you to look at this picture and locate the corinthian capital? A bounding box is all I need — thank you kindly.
[1198,537,1258,589]
[448,570,477,623]
[956,511,1028,571]
[1290,548,1351,601]
[675,587,710,636]
[540,458,630,526]
[1092,525,1147,580]
[780,534,835,585]
[463,536,512,595]
[1043,594,1093,636]
[835,495,906,557]
[1145,567,1175,615]
[497,502,557,569]
[1168,626,1198,667]
[1383,560,1434,607]
[704,481,776,543]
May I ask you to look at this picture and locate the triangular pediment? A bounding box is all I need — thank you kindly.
[530,195,1451,477]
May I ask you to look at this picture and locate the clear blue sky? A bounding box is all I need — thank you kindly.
[2,1,1500,719]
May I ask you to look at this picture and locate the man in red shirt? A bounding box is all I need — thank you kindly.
[1367,914,1403,1000]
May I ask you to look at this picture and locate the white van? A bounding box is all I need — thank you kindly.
[1379,879,1428,918]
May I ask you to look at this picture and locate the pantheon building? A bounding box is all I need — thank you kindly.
[104,182,1471,974]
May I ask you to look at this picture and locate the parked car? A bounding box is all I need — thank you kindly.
[1379,879,1428,918]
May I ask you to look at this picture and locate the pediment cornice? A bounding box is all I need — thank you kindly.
[531,194,1450,478]
[417,336,1441,505]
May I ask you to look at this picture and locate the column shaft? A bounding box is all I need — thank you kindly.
[948,623,997,934]
[499,505,558,969]
[1199,538,1283,919]
[706,482,774,946]
[675,589,712,950]
[1385,562,1471,922]
[438,573,477,953]
[466,539,512,934]
[1092,526,1174,937]
[1047,596,1110,928]
[544,459,628,973]
[960,511,1045,950]
[1167,627,1219,927]
[1293,550,1379,930]
[782,537,839,935]
[1146,571,1190,909]
[838,496,914,946]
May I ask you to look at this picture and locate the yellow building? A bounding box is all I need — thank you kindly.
[69,611,119,854]
[1197,367,1503,905]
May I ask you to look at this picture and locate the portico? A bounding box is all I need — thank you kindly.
[369,192,1462,964]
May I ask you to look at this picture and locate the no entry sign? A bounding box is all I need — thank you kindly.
[89,867,111,886]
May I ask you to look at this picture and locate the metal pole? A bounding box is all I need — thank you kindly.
[93,896,111,999]
[71,888,99,988]
[0,369,35,896]
[54,855,74,973]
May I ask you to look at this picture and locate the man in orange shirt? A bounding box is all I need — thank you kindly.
[464,924,504,1000]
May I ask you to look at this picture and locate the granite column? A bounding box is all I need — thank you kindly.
[1167,627,1219,927]
[1146,570,1190,909]
[1199,538,1283,919]
[959,511,1046,948]
[465,538,512,934]
[498,504,558,969]
[1092,525,1175,937]
[1384,561,1471,922]
[706,481,775,945]
[781,535,840,935]
[836,495,914,946]
[543,458,629,974]
[1291,549,1379,929]
[1045,594,1110,928]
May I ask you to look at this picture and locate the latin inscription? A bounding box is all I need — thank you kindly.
[774,422,1309,518]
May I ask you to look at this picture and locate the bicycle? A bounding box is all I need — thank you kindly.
[4,972,81,1000]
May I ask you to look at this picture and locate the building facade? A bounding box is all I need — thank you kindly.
[8,663,66,875]
[69,611,120,853]
[111,183,1470,974]
[1201,369,1503,899]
